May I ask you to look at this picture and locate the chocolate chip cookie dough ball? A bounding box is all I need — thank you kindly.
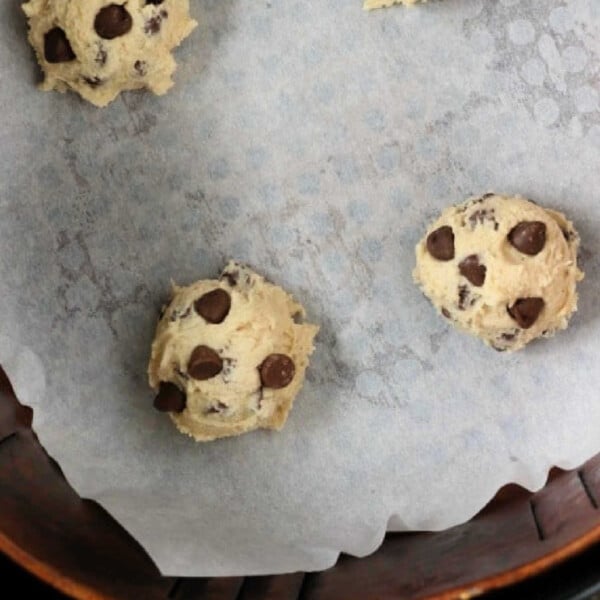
[364,0,424,9]
[413,194,584,352]
[148,261,319,442]
[22,0,197,107]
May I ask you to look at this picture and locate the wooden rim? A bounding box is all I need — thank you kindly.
[2,497,599,600]
[1,363,599,600]
[428,524,600,600]
[0,530,115,600]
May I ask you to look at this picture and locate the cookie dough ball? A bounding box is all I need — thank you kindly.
[413,194,584,352]
[22,0,197,107]
[148,261,319,442]
[364,0,423,9]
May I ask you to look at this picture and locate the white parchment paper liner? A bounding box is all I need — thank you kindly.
[0,0,599,576]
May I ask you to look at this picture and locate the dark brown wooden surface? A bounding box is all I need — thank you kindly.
[1,365,599,600]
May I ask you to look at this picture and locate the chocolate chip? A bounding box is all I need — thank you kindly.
[194,289,231,324]
[562,228,574,242]
[134,60,147,76]
[501,332,516,341]
[154,382,186,413]
[174,367,189,381]
[205,401,228,415]
[95,4,133,40]
[426,226,454,261]
[83,76,103,88]
[459,255,487,287]
[44,28,76,63]
[508,298,544,329]
[187,346,223,380]
[458,285,469,310]
[508,221,546,256]
[146,0,164,4]
[169,306,191,322]
[144,10,168,35]
[221,270,239,287]
[259,354,295,389]
[441,308,451,319]
[95,45,108,66]
[468,208,498,229]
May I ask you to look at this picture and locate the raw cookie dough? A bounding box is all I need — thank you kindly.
[364,0,424,9]
[22,0,197,107]
[148,261,319,442]
[413,194,584,352]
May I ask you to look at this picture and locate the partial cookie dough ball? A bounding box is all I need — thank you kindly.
[148,261,319,442]
[22,0,197,107]
[413,194,584,352]
[364,0,424,10]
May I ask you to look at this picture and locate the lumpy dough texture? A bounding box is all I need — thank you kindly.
[22,0,197,107]
[413,194,584,352]
[364,0,424,9]
[148,262,319,442]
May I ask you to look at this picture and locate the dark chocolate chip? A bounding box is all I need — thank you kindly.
[145,11,168,35]
[83,76,103,88]
[205,401,228,415]
[221,270,239,287]
[469,208,497,228]
[134,60,147,76]
[44,28,76,63]
[194,289,231,324]
[508,221,546,256]
[441,308,451,319]
[174,367,189,381]
[187,345,223,380]
[458,285,469,310]
[95,4,133,40]
[426,226,455,261]
[95,46,108,66]
[508,298,544,329]
[562,228,573,242]
[169,306,191,322]
[154,382,186,413]
[146,0,164,4]
[220,358,236,384]
[259,354,295,389]
[459,255,487,287]
[256,387,265,409]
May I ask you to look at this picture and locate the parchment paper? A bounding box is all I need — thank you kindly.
[1,0,599,577]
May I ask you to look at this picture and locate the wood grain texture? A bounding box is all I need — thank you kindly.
[1,364,599,600]
[301,461,600,600]
[172,577,244,600]
[0,430,173,600]
[238,573,305,600]
[0,367,32,442]
[532,470,598,540]
[582,455,600,508]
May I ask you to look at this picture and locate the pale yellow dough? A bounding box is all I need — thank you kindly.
[148,262,319,442]
[413,194,584,352]
[22,0,197,107]
[364,0,424,10]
